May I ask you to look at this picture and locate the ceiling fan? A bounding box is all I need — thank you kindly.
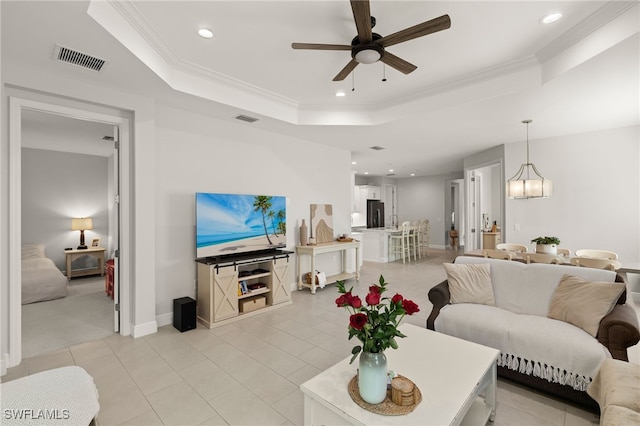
[291,0,451,81]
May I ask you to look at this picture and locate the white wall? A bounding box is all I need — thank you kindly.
[21,148,108,270]
[153,105,352,322]
[396,175,449,247]
[505,125,639,263]
[2,56,354,368]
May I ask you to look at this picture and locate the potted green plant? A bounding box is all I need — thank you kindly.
[531,236,561,254]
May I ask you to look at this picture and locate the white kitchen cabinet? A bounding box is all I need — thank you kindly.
[365,185,381,200]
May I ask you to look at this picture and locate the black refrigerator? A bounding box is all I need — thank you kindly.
[366,200,385,228]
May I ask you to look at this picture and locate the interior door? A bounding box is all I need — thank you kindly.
[111,126,120,332]
[466,171,482,250]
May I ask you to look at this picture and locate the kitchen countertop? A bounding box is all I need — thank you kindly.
[353,227,402,232]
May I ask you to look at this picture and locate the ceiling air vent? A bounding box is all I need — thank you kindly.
[370,146,385,151]
[102,136,114,141]
[53,44,107,72]
[235,114,259,123]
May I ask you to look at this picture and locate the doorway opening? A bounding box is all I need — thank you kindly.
[464,162,503,251]
[8,94,132,367]
[21,110,117,358]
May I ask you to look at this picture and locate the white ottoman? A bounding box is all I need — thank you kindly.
[1,366,99,425]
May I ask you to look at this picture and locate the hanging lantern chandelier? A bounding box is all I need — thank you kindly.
[507,119,552,199]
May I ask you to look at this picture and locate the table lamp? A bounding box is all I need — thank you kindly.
[71,217,93,250]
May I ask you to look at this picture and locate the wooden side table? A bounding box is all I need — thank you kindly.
[64,247,106,280]
[482,232,501,250]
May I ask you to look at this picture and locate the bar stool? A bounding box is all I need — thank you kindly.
[449,228,458,251]
[408,221,419,260]
[417,220,430,256]
[389,221,412,263]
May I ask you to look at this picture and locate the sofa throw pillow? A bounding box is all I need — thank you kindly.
[444,263,495,306]
[21,243,45,260]
[548,274,625,337]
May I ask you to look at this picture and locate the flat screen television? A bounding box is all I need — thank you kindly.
[196,192,286,259]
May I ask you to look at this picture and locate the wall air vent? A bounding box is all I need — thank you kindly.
[235,114,259,123]
[53,44,107,72]
[370,146,385,151]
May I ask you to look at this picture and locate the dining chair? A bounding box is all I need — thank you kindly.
[524,253,564,264]
[389,221,412,264]
[570,257,622,271]
[496,243,528,253]
[575,249,618,260]
[556,247,572,257]
[483,249,513,261]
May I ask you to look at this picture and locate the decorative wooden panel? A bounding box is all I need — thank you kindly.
[310,203,334,244]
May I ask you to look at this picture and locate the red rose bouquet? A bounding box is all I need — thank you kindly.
[336,275,420,363]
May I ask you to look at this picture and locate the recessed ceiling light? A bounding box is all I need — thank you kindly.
[410,173,415,177]
[351,161,357,165]
[540,12,562,24]
[389,169,394,173]
[336,91,346,97]
[198,28,214,39]
[364,172,369,175]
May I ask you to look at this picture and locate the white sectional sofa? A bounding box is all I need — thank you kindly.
[427,256,639,410]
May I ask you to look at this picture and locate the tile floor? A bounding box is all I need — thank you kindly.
[5,248,634,425]
[21,276,113,358]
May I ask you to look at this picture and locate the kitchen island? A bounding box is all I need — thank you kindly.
[356,227,403,263]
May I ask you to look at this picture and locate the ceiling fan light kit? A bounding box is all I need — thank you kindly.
[353,45,383,64]
[291,0,451,81]
[507,120,553,199]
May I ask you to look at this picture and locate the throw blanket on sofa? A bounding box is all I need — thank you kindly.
[436,303,611,391]
[435,257,618,392]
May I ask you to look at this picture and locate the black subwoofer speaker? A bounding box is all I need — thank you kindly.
[173,297,196,332]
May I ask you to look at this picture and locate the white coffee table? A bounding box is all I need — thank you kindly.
[301,323,500,426]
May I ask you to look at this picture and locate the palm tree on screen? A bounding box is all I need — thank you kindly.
[277,209,286,235]
[253,196,273,245]
[267,210,279,236]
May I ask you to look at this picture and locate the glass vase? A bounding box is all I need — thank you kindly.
[358,351,387,404]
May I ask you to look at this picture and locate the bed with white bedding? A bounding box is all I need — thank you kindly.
[22,243,68,304]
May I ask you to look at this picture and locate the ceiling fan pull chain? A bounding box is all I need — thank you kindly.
[382,64,387,82]
[352,70,356,92]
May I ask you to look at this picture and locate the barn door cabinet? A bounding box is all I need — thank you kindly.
[196,251,292,328]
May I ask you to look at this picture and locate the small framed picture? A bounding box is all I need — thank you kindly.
[91,238,100,248]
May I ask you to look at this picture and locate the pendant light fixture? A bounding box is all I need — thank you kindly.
[507,119,552,199]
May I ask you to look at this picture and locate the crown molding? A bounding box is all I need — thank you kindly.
[536,1,638,63]
[107,1,300,108]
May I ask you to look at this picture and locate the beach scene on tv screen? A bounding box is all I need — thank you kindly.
[196,193,286,258]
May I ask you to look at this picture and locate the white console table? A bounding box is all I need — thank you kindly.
[296,241,360,294]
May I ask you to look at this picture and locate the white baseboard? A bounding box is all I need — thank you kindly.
[156,312,173,328]
[132,320,158,338]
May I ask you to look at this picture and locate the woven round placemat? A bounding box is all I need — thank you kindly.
[347,375,422,416]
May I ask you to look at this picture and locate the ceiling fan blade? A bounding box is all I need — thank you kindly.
[377,14,451,48]
[380,52,417,75]
[333,59,359,81]
[350,0,372,43]
[292,43,352,51]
